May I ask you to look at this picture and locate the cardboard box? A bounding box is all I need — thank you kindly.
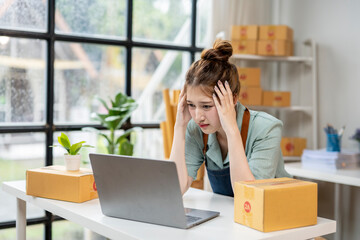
[257,40,293,56]
[231,25,259,40]
[234,178,317,232]
[237,68,261,87]
[26,165,98,203]
[259,25,293,40]
[281,137,307,156]
[262,91,291,107]
[239,87,262,106]
[232,40,257,55]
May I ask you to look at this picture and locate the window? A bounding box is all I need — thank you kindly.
[0,0,210,239]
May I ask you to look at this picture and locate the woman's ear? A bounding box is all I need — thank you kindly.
[233,95,238,105]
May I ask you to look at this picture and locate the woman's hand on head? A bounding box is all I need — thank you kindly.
[213,80,238,135]
[175,88,192,129]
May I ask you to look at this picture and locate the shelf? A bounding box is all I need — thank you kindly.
[232,54,313,63]
[283,156,301,162]
[249,105,313,114]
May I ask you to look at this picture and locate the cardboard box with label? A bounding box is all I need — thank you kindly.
[26,165,98,203]
[239,87,262,106]
[259,25,293,40]
[257,40,293,56]
[231,25,259,40]
[237,68,261,87]
[232,40,257,55]
[262,91,291,107]
[281,137,307,156]
[234,178,317,232]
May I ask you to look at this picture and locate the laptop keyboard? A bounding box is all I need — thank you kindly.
[186,215,202,224]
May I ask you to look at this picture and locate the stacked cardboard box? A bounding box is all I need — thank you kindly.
[281,137,307,156]
[231,25,258,55]
[262,91,291,107]
[231,25,294,56]
[238,67,262,106]
[258,25,294,56]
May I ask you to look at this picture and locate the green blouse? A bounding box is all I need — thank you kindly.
[185,102,291,180]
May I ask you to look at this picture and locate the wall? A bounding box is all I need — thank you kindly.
[279,0,360,150]
[280,1,360,239]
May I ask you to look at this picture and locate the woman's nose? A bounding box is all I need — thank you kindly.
[195,108,205,121]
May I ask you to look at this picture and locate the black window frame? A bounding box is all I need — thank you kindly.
[0,0,204,239]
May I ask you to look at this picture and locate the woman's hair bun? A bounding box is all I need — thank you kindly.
[201,39,233,62]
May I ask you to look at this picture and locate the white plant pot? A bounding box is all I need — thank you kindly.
[64,154,81,171]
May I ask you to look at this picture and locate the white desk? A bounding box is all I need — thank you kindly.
[3,180,336,240]
[285,162,360,240]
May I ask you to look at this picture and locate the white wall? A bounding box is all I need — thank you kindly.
[279,0,360,150]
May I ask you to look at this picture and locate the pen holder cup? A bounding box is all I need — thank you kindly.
[326,134,341,152]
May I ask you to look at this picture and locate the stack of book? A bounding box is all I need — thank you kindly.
[301,149,360,171]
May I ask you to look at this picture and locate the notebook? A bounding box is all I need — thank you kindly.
[89,153,219,229]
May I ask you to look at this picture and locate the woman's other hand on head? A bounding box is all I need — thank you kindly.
[213,80,238,134]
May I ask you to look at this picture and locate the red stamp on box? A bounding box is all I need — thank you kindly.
[244,201,251,213]
[93,181,97,191]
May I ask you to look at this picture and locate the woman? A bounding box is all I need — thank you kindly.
[170,39,290,197]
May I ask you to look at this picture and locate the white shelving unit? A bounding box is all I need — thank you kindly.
[231,40,318,161]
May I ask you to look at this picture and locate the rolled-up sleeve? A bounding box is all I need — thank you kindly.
[185,123,204,180]
[248,120,283,179]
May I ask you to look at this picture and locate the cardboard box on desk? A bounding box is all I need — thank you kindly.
[234,178,317,232]
[237,68,261,87]
[281,137,307,156]
[26,165,98,203]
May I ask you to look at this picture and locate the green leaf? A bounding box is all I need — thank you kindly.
[69,141,85,155]
[58,133,71,150]
[96,96,109,111]
[118,138,134,156]
[115,127,141,145]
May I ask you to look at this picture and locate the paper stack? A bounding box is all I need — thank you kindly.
[301,149,360,171]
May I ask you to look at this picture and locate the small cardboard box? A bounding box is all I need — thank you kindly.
[26,165,98,203]
[231,25,259,40]
[232,40,257,55]
[259,25,293,40]
[281,137,307,156]
[262,91,291,107]
[239,87,262,106]
[257,40,293,56]
[234,178,317,232]
[237,68,261,87]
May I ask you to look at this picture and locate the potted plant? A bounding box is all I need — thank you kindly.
[84,92,139,156]
[50,132,94,171]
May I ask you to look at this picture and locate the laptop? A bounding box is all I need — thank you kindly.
[89,153,219,229]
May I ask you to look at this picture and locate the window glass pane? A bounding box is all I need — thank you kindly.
[133,0,191,45]
[133,129,164,159]
[54,42,125,124]
[0,224,44,240]
[0,133,45,222]
[0,37,46,124]
[131,48,190,123]
[0,0,47,32]
[53,220,84,240]
[55,0,126,39]
[196,0,211,47]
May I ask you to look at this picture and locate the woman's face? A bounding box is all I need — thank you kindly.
[186,86,221,134]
